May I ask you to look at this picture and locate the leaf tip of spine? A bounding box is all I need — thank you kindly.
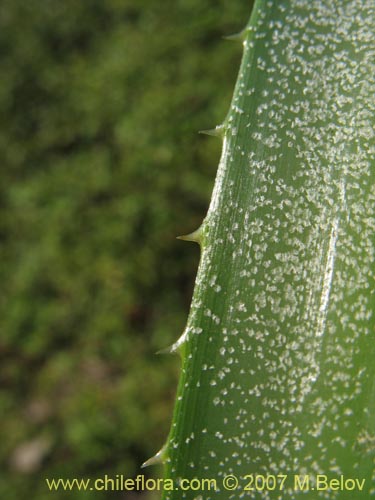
[198,125,225,138]
[222,28,247,42]
[156,344,181,356]
[158,329,188,357]
[176,227,202,245]
[141,444,168,469]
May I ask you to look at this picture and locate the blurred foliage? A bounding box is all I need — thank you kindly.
[0,0,249,498]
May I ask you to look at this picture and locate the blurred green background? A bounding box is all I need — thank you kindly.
[0,0,249,498]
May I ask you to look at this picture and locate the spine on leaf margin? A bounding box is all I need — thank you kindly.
[149,1,375,499]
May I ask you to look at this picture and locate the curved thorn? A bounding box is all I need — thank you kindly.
[222,28,247,42]
[158,329,189,356]
[141,444,168,469]
[199,125,225,138]
[156,344,181,356]
[176,227,202,244]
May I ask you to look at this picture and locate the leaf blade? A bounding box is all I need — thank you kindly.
[163,1,375,498]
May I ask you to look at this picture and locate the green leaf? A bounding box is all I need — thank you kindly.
[160,1,375,498]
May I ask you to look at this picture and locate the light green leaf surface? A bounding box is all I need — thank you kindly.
[161,1,375,498]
